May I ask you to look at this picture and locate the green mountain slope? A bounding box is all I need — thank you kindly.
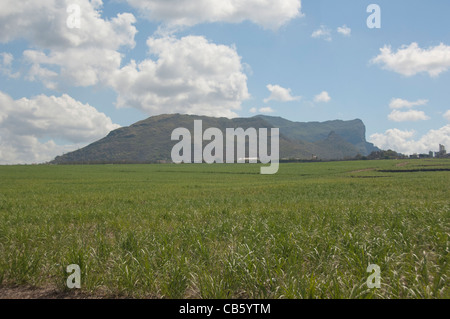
[51,114,379,164]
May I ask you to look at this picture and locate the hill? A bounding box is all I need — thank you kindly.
[51,114,380,164]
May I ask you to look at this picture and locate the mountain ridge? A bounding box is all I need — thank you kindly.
[51,114,380,164]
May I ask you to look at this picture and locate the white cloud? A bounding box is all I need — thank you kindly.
[369,125,450,155]
[388,110,430,122]
[264,84,300,103]
[24,47,126,89]
[0,130,76,165]
[0,0,137,89]
[444,110,450,122]
[0,91,120,164]
[249,107,274,114]
[123,0,303,30]
[337,25,351,37]
[371,42,450,77]
[389,98,428,109]
[311,25,332,41]
[0,52,19,78]
[0,0,137,50]
[0,52,13,66]
[314,91,331,103]
[109,35,249,118]
[259,107,274,113]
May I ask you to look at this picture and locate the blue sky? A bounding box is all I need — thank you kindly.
[1,0,450,163]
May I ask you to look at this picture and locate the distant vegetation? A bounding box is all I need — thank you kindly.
[0,159,448,298]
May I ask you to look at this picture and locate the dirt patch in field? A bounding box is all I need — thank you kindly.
[396,162,410,167]
[0,285,162,299]
[0,286,102,299]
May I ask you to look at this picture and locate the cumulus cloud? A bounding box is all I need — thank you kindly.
[109,35,249,118]
[0,0,137,89]
[388,110,430,122]
[369,125,450,155]
[0,130,77,165]
[0,91,120,164]
[24,47,126,89]
[337,25,351,37]
[311,25,332,41]
[249,107,274,114]
[371,42,450,77]
[444,110,450,122]
[314,91,331,103]
[259,107,275,113]
[264,84,300,103]
[0,0,137,49]
[389,98,428,109]
[387,98,430,122]
[123,0,303,30]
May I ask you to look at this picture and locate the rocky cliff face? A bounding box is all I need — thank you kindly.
[256,115,379,157]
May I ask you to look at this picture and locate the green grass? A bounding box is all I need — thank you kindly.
[0,159,448,298]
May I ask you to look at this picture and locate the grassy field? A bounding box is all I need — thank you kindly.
[0,159,448,299]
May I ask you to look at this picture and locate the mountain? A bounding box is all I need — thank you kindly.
[256,115,379,156]
[51,114,380,164]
